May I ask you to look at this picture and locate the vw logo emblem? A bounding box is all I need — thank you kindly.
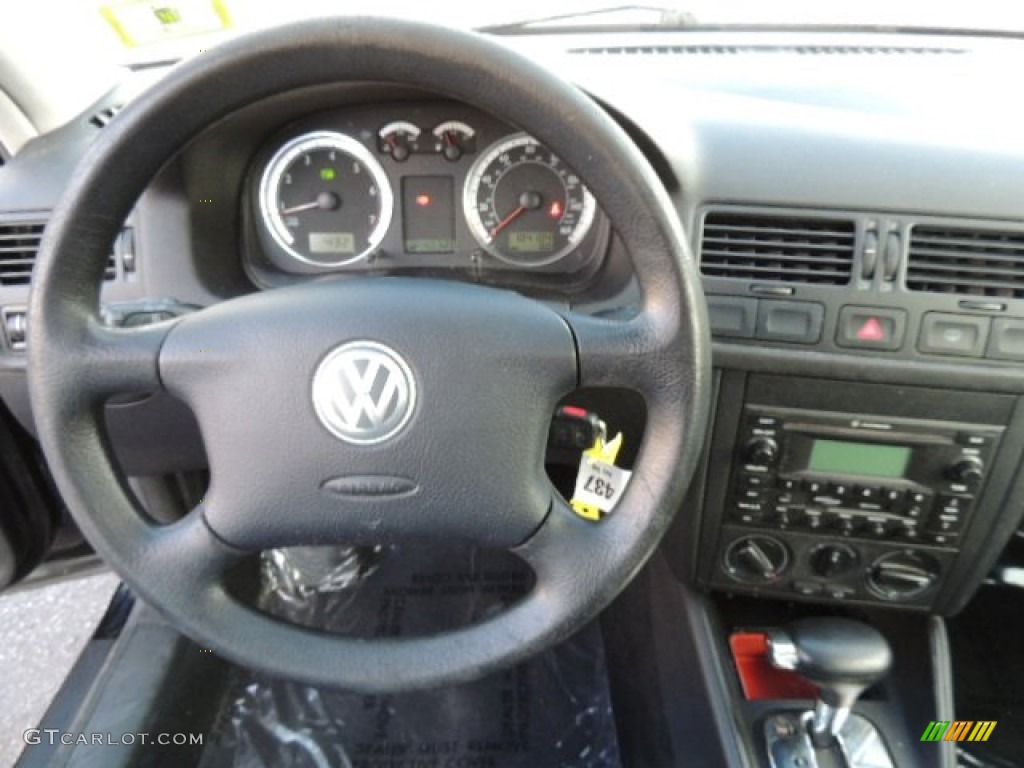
[312,341,416,445]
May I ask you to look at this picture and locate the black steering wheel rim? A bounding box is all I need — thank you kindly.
[27,17,710,692]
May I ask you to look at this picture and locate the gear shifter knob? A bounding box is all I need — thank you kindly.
[767,618,892,748]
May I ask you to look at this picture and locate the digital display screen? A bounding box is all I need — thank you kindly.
[402,176,455,253]
[508,231,555,253]
[808,439,911,479]
[309,232,355,254]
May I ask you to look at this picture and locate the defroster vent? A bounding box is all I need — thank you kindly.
[700,212,855,285]
[907,225,1024,299]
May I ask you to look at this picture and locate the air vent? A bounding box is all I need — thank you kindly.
[89,104,123,129]
[0,222,45,285]
[569,44,965,56]
[700,212,855,285]
[0,220,118,285]
[907,225,1024,299]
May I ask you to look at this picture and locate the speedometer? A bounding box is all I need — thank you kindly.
[258,131,392,267]
[463,135,596,267]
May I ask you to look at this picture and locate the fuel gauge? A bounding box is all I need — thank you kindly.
[378,121,422,162]
[432,120,476,162]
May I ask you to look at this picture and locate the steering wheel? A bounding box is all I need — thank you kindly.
[27,18,710,692]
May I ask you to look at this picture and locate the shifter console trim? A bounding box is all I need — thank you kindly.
[766,712,894,768]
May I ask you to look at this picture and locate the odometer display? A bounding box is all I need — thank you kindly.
[463,135,596,267]
[508,231,555,253]
[309,232,356,255]
[258,131,392,267]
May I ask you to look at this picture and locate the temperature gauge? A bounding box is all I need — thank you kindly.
[378,121,422,162]
[432,120,476,162]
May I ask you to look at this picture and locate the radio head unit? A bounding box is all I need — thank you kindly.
[708,406,1004,608]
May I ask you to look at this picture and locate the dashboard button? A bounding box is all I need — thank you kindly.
[707,296,757,339]
[793,580,823,597]
[804,480,826,495]
[836,306,906,351]
[986,318,1024,361]
[854,486,880,502]
[883,488,905,505]
[756,300,824,345]
[918,313,990,357]
[827,483,851,499]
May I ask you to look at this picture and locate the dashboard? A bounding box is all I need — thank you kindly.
[3,27,1024,616]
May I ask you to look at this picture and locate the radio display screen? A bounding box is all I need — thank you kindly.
[808,439,911,478]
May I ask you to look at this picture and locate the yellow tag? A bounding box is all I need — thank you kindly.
[571,433,625,521]
[101,0,232,48]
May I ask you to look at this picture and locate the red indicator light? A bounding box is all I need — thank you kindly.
[856,317,886,342]
[561,406,589,419]
[416,194,432,207]
[549,200,564,219]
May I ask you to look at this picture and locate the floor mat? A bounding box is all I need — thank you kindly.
[200,545,621,768]
[947,585,1024,767]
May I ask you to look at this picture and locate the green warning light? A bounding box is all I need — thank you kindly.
[320,168,336,181]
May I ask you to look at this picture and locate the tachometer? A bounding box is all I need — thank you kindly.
[258,131,393,267]
[463,134,595,267]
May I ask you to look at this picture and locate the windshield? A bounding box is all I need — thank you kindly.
[14,0,1024,69]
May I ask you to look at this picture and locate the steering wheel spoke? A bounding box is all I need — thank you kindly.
[61,317,175,404]
[563,308,690,395]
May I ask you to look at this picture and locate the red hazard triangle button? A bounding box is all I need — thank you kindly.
[839,307,905,350]
[856,316,887,342]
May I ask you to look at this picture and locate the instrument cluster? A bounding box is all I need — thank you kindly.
[244,103,610,288]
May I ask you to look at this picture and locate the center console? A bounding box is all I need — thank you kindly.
[697,373,1022,612]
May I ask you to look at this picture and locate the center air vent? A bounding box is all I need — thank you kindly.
[700,212,855,285]
[0,220,118,285]
[907,225,1024,299]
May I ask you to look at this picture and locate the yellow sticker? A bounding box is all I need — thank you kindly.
[100,0,232,47]
[571,433,630,521]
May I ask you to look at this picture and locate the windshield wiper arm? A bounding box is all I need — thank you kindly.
[477,5,698,35]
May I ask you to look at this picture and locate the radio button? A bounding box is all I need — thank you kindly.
[732,505,765,524]
[740,473,770,489]
[805,480,827,495]
[957,432,994,449]
[908,491,931,505]
[854,486,882,502]
[865,517,889,538]
[883,488,906,505]
[856,501,885,513]
[739,488,769,503]
[811,495,842,508]
[929,513,965,534]
[803,509,825,530]
[827,483,851,499]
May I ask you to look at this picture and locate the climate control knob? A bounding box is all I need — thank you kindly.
[948,456,984,489]
[866,550,940,601]
[742,437,778,467]
[725,535,789,583]
[809,544,858,578]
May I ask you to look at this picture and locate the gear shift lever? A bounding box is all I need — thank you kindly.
[768,617,892,747]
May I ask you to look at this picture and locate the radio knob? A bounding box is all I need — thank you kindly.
[743,437,778,467]
[948,456,984,489]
